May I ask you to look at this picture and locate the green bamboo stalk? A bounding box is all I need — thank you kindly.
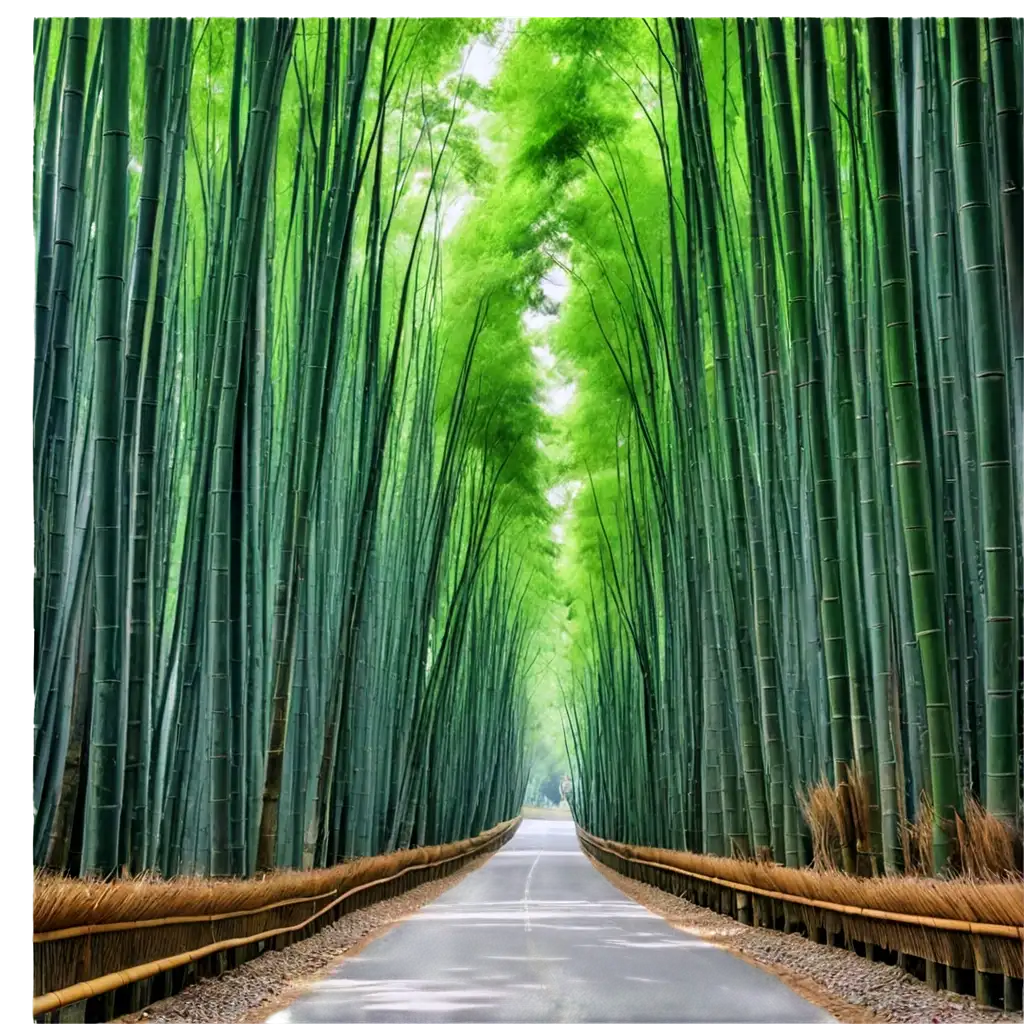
[868,17,962,870]
[950,18,1020,827]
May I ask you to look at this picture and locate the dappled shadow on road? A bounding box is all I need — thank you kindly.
[281,978,504,1016]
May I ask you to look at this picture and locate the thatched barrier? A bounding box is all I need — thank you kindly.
[578,826,1024,1012]
[33,818,520,1022]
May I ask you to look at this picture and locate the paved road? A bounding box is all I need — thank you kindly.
[268,819,833,1023]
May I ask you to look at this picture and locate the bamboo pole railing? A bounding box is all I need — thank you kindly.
[35,891,339,944]
[34,818,520,1019]
[578,828,1024,939]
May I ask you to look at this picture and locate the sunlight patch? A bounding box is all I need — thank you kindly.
[295,978,502,1016]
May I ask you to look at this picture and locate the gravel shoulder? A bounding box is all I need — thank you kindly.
[587,856,1015,1024]
[116,851,500,1024]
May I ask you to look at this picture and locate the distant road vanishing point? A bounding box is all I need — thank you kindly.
[268,819,834,1023]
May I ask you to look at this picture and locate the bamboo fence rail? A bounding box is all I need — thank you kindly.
[35,891,336,943]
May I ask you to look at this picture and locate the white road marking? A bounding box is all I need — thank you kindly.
[522,851,541,931]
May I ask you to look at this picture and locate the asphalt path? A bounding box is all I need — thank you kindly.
[268,819,833,1023]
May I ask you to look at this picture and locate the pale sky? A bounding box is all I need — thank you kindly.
[526,266,576,419]
[461,20,517,87]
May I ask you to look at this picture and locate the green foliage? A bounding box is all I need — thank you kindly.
[32,17,545,878]
[31,16,1022,883]
[494,16,1022,873]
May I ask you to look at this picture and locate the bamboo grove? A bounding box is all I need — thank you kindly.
[519,18,1022,876]
[31,17,1024,885]
[31,17,556,879]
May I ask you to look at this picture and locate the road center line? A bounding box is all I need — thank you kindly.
[522,851,542,932]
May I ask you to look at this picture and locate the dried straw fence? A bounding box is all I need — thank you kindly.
[33,818,520,1022]
[578,827,1024,1012]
